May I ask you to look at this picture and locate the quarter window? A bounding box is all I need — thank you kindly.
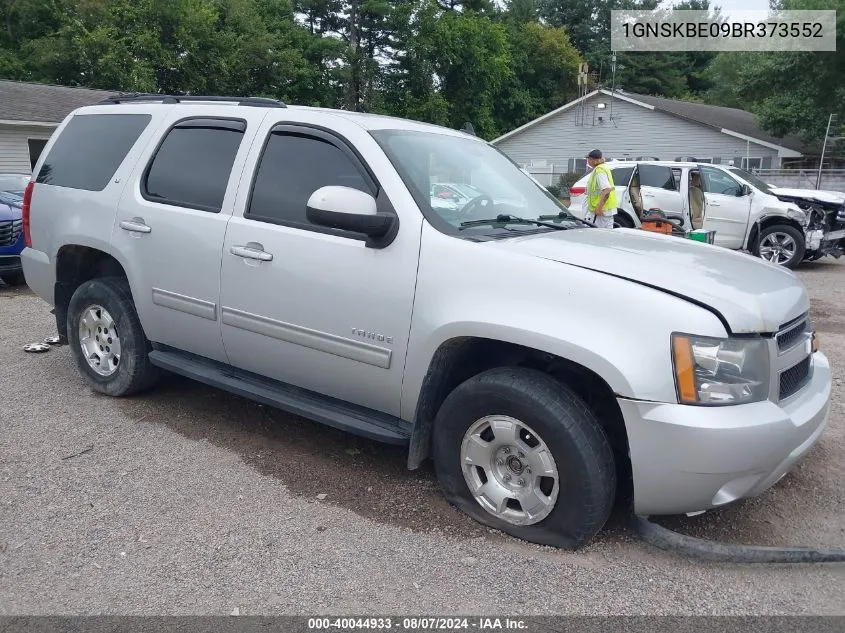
[247,132,372,227]
[143,118,246,212]
[36,113,151,191]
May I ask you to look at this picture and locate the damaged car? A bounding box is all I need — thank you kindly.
[768,186,845,262]
[568,161,837,269]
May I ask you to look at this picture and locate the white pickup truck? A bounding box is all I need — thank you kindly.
[568,160,845,269]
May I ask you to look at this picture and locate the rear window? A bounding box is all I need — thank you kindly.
[638,164,676,190]
[35,114,151,191]
[611,166,634,184]
[143,118,246,213]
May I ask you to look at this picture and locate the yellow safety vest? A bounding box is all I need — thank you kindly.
[587,163,618,211]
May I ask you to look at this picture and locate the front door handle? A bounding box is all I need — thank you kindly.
[120,219,151,233]
[709,201,720,207]
[230,244,273,262]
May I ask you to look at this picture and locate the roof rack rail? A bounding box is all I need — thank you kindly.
[97,93,287,108]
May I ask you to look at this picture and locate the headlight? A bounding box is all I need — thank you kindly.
[787,207,806,223]
[672,334,770,405]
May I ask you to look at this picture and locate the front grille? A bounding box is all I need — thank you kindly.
[0,219,23,246]
[779,356,811,401]
[776,318,808,352]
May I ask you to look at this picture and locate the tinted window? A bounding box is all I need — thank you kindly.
[701,167,742,196]
[247,133,371,226]
[638,164,675,190]
[144,119,245,212]
[36,114,151,191]
[610,166,634,185]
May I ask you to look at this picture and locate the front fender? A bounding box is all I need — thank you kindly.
[400,225,728,420]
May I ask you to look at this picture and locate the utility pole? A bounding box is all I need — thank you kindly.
[817,113,835,190]
[610,53,617,122]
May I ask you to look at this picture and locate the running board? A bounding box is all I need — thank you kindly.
[148,348,411,445]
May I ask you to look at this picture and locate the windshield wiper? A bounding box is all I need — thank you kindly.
[459,214,570,231]
[537,211,596,228]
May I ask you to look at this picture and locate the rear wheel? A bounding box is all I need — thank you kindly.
[1,271,25,286]
[755,224,805,269]
[67,277,160,396]
[432,367,616,549]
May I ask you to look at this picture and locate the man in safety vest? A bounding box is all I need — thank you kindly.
[583,149,618,228]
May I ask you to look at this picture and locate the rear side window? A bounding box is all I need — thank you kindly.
[638,164,676,190]
[610,166,634,185]
[35,114,151,191]
[247,132,372,227]
[143,118,246,213]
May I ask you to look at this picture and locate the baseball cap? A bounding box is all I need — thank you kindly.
[586,149,602,159]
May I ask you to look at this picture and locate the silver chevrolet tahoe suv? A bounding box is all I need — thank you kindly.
[21,95,832,549]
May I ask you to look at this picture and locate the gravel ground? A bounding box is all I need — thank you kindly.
[1,260,844,615]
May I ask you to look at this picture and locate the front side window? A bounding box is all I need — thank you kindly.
[701,167,742,196]
[143,118,246,212]
[36,113,152,191]
[727,167,773,195]
[371,129,583,236]
[247,132,372,227]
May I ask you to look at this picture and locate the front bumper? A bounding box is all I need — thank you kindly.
[0,255,22,275]
[620,351,831,516]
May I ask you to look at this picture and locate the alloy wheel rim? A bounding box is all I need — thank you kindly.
[78,304,122,376]
[460,415,559,526]
[760,232,797,265]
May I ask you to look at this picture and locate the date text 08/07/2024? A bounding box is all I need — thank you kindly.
[307,618,528,630]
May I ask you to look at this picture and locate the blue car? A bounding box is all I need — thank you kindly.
[0,173,31,287]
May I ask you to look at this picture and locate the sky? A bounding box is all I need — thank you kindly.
[669,0,773,21]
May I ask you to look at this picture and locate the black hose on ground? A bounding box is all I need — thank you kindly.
[631,515,845,563]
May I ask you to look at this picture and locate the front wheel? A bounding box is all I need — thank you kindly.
[754,224,806,269]
[1,271,26,286]
[432,367,616,549]
[67,277,160,396]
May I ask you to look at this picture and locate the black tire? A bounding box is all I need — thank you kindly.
[432,367,616,549]
[66,276,159,396]
[613,213,635,229]
[1,271,26,286]
[754,224,806,269]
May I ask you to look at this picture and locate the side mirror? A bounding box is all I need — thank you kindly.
[739,184,751,197]
[306,186,397,242]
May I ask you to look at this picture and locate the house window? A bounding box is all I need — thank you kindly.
[741,157,763,170]
[28,138,48,170]
[696,157,713,163]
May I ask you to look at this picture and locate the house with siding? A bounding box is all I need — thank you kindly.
[0,80,115,174]
[492,89,810,186]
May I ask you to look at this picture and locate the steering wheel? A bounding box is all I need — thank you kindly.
[460,194,496,217]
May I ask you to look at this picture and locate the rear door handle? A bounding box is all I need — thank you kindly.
[230,244,273,262]
[120,219,151,233]
[709,202,720,207]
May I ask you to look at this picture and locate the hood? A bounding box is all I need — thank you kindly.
[770,187,845,206]
[0,201,19,222]
[489,227,808,333]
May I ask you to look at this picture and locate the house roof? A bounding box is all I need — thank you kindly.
[0,80,116,125]
[492,89,808,157]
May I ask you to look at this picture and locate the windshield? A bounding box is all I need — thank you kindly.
[371,129,582,235]
[0,173,30,194]
[727,167,773,195]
